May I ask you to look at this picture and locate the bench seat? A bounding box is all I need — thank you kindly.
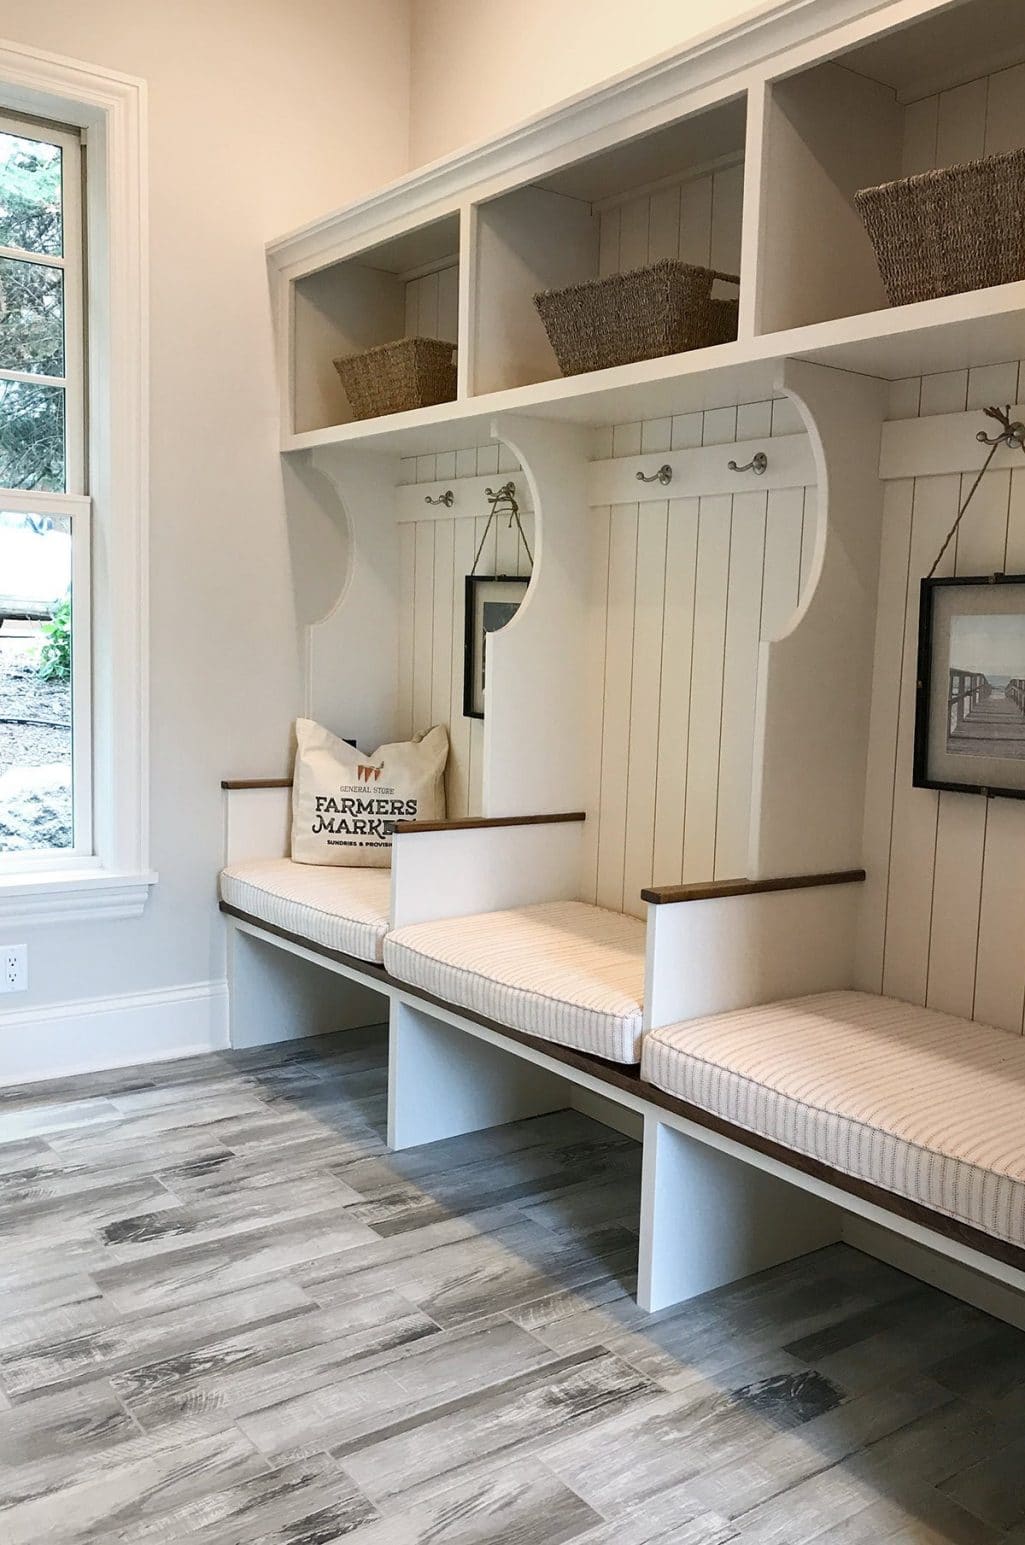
[384,900,646,1063]
[642,990,1025,1248]
[220,858,391,964]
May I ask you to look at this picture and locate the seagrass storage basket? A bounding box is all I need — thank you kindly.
[855,148,1025,307]
[334,336,457,420]
[534,259,740,376]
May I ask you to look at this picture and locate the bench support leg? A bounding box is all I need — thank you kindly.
[637,1115,841,1313]
[227,921,385,1050]
[388,999,567,1150]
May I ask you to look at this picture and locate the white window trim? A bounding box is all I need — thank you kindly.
[0,39,153,923]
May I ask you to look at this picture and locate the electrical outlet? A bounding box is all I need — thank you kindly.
[2,945,27,993]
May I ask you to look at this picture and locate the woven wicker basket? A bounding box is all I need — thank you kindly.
[855,148,1025,307]
[334,336,457,420]
[534,259,740,376]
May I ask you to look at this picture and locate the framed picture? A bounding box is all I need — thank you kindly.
[463,573,530,719]
[914,574,1025,799]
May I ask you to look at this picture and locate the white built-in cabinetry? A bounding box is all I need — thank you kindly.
[269,0,1025,1028]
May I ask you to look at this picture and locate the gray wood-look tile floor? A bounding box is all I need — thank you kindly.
[2,1026,1024,1543]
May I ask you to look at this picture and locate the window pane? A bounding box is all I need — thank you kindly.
[0,257,64,375]
[0,132,62,257]
[0,379,65,490]
[0,511,73,853]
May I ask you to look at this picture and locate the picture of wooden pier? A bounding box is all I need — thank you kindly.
[946,611,1025,761]
[948,669,1025,759]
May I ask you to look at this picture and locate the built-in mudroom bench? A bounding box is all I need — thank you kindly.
[223,0,1025,1328]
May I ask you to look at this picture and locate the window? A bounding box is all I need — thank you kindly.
[0,43,149,922]
[0,112,89,868]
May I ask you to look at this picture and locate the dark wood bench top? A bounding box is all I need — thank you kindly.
[394,812,586,835]
[221,778,293,790]
[643,869,866,905]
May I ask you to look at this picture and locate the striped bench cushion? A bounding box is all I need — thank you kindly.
[385,900,646,1063]
[220,858,390,964]
[642,990,1025,1247]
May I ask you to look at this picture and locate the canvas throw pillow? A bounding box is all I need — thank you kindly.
[291,719,449,868]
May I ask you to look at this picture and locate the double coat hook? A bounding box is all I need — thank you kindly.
[728,451,769,476]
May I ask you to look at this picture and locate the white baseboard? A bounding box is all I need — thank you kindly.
[843,1215,1025,1332]
[0,979,229,1086]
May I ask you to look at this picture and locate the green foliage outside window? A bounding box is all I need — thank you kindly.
[37,593,72,682]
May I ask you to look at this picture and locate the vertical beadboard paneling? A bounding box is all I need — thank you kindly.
[404,262,459,342]
[446,518,476,819]
[880,475,956,1005]
[598,161,744,278]
[622,502,669,914]
[926,471,1011,1019]
[396,443,525,818]
[397,402,814,892]
[974,468,1025,1032]
[902,62,1025,181]
[715,490,767,880]
[595,506,640,911]
[396,523,416,740]
[864,356,1025,1035]
[580,507,613,901]
[682,494,733,883]
[651,498,700,890]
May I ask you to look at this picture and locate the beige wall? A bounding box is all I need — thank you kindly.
[409,0,766,165]
[1,0,410,1018]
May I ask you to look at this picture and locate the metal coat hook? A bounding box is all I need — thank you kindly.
[977,405,1025,451]
[424,489,454,507]
[636,464,673,486]
[728,451,769,476]
[470,482,534,573]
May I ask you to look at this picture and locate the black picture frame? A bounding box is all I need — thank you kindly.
[914,573,1025,800]
[463,573,530,719]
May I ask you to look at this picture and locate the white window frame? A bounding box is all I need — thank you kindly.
[0,39,152,923]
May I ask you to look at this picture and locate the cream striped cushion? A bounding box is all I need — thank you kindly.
[642,991,1025,1246]
[384,900,646,1063]
[220,858,390,964]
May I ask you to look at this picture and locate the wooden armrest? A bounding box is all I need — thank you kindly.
[642,869,866,905]
[394,811,586,835]
[221,778,293,790]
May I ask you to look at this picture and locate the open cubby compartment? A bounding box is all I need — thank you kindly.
[757,0,1025,336]
[471,95,749,396]
[292,212,461,434]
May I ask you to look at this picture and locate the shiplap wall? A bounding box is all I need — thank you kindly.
[900,59,1025,176]
[404,261,459,342]
[581,398,816,916]
[396,396,814,883]
[598,161,744,278]
[859,357,1025,1035]
[396,443,532,817]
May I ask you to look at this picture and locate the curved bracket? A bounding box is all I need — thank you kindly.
[749,360,887,880]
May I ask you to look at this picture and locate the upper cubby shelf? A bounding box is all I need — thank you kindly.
[270,0,1025,454]
[472,96,747,396]
[756,0,1025,336]
[293,213,460,435]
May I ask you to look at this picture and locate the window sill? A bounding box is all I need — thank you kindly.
[0,867,158,924]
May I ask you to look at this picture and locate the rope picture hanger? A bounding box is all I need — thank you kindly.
[926,406,1025,580]
[469,481,534,575]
